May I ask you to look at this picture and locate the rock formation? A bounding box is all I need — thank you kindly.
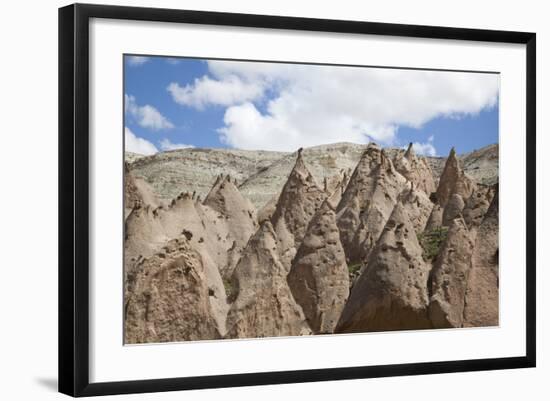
[398,183,433,234]
[125,162,159,219]
[435,147,474,209]
[124,141,499,343]
[225,221,312,338]
[336,144,407,264]
[394,143,437,195]
[335,202,432,333]
[462,184,496,232]
[203,174,258,277]
[441,193,465,227]
[287,200,350,334]
[270,149,327,270]
[125,237,221,343]
[463,187,499,327]
[428,217,474,328]
[424,204,444,231]
[127,143,498,211]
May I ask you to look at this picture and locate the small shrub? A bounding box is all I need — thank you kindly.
[417,227,448,262]
[347,262,363,287]
[223,278,237,303]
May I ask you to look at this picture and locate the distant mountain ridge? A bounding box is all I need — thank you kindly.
[126,142,498,210]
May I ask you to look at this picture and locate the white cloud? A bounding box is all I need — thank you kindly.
[125,94,174,131]
[167,75,264,110]
[407,135,437,157]
[166,58,181,65]
[125,127,158,155]
[127,56,150,66]
[159,138,195,151]
[170,60,499,151]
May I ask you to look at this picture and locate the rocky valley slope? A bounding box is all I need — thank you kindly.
[124,142,499,343]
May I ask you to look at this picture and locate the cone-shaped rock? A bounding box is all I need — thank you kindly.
[425,204,444,231]
[124,236,221,343]
[435,147,474,207]
[336,144,407,264]
[394,143,437,195]
[225,221,312,338]
[335,202,432,333]
[463,188,499,327]
[398,182,433,234]
[429,217,475,328]
[287,200,350,334]
[442,193,465,227]
[203,174,258,276]
[271,149,327,270]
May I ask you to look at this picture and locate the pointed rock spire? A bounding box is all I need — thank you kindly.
[335,202,432,333]
[404,142,415,159]
[435,147,473,208]
[203,174,258,277]
[287,200,350,334]
[336,143,407,264]
[398,182,433,234]
[393,143,436,196]
[225,221,312,338]
[270,149,327,270]
[463,187,499,327]
[429,217,475,328]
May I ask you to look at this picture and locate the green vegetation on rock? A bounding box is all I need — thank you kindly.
[417,227,448,262]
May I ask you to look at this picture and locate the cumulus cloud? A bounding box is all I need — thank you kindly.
[125,94,174,131]
[159,138,195,151]
[167,75,264,110]
[127,56,150,66]
[407,135,437,157]
[125,127,157,155]
[170,60,499,151]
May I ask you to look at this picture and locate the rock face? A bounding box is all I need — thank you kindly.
[225,221,312,338]
[125,162,159,219]
[463,188,499,327]
[442,193,465,227]
[125,237,221,344]
[429,217,474,328]
[336,203,432,333]
[425,204,444,231]
[271,149,327,270]
[336,144,407,264]
[463,184,496,231]
[394,143,437,196]
[398,183,433,234]
[435,148,474,209]
[203,174,258,277]
[287,200,350,334]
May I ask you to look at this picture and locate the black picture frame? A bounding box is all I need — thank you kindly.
[59,3,536,397]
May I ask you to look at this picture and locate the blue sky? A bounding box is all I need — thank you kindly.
[124,55,499,156]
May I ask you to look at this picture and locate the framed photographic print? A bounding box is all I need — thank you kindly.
[58,3,536,397]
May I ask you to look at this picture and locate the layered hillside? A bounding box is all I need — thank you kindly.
[124,141,499,343]
[127,143,499,210]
